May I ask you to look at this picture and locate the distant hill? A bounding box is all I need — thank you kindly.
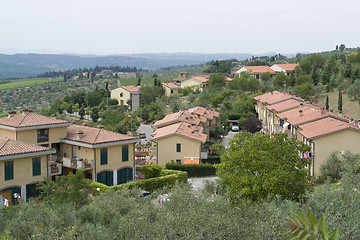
[0,52,295,79]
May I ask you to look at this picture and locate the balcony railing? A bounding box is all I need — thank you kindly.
[62,157,94,170]
[49,163,62,176]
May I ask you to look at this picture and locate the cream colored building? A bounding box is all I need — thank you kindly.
[162,82,180,97]
[152,122,207,166]
[110,85,141,112]
[0,110,139,204]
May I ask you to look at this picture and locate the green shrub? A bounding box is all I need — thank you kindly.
[165,163,217,177]
[137,165,163,179]
[91,169,187,193]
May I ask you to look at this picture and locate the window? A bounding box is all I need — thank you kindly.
[78,146,81,150]
[176,143,181,152]
[37,129,49,143]
[176,159,181,164]
[171,90,174,94]
[4,161,13,181]
[120,93,123,97]
[32,157,41,176]
[118,168,133,184]
[97,171,113,186]
[100,148,108,165]
[122,145,129,162]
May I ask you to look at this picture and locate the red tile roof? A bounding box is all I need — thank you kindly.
[121,85,141,93]
[267,99,303,113]
[192,76,209,83]
[0,112,69,128]
[66,125,135,145]
[152,110,207,128]
[0,137,51,157]
[162,82,180,89]
[187,106,220,120]
[298,117,359,139]
[244,66,275,74]
[272,63,299,71]
[254,91,293,105]
[276,105,323,126]
[152,122,207,143]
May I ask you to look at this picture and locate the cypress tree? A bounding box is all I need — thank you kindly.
[338,90,342,112]
[325,95,329,111]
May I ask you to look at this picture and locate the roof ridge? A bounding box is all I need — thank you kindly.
[93,128,102,144]
[17,113,29,127]
[0,138,9,152]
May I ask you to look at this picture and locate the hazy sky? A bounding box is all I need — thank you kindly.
[1,0,359,55]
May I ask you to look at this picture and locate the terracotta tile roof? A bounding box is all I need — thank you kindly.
[192,76,209,83]
[254,91,293,105]
[346,52,358,57]
[121,85,141,93]
[162,82,180,89]
[267,99,303,113]
[187,106,220,119]
[65,125,135,145]
[226,77,233,81]
[152,110,207,128]
[152,122,207,143]
[276,106,323,126]
[244,66,275,74]
[298,117,359,139]
[0,112,69,128]
[0,137,51,157]
[272,63,299,71]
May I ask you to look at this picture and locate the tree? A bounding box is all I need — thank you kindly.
[293,82,315,100]
[260,72,271,83]
[325,95,329,111]
[91,106,100,122]
[208,73,227,89]
[217,132,311,203]
[243,116,262,133]
[85,106,92,116]
[296,74,313,86]
[339,44,346,51]
[273,72,288,89]
[72,103,80,113]
[338,89,342,112]
[79,104,85,119]
[299,60,312,75]
[247,77,260,93]
[137,77,141,86]
[37,170,91,206]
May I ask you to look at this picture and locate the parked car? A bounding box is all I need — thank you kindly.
[231,125,239,132]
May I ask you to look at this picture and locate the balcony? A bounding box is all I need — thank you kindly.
[49,162,62,176]
[62,157,94,170]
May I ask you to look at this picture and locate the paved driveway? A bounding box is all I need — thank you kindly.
[221,131,238,148]
[137,124,154,143]
[189,176,218,191]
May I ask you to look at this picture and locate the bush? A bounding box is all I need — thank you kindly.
[165,163,217,177]
[137,165,163,179]
[91,169,188,193]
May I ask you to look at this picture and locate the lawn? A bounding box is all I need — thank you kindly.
[317,89,360,120]
[0,78,61,90]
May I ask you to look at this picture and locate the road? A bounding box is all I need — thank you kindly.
[221,130,238,148]
[137,124,154,143]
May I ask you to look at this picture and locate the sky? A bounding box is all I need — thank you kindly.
[0,0,359,55]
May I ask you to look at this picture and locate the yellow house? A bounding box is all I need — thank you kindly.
[162,82,180,97]
[110,85,141,111]
[180,76,208,90]
[297,117,360,177]
[0,137,56,205]
[254,91,293,132]
[152,122,207,166]
[60,125,138,186]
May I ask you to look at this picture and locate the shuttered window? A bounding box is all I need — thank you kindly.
[4,161,14,181]
[32,157,41,176]
[176,143,181,152]
[97,171,113,186]
[118,168,133,184]
[100,148,108,165]
[122,145,129,162]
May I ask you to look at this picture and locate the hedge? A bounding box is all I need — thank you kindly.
[91,169,188,194]
[165,163,217,177]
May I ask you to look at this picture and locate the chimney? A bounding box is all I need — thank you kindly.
[330,109,333,113]
[338,111,343,117]
[97,125,104,129]
[298,109,303,116]
[82,123,88,126]
[8,111,16,118]
[21,109,32,115]
[300,103,304,109]
[76,131,84,139]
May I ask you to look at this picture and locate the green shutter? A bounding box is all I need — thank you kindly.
[32,157,41,176]
[4,161,14,181]
[118,168,133,184]
[122,145,129,162]
[107,171,113,186]
[97,171,113,186]
[100,148,108,165]
[176,143,181,152]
